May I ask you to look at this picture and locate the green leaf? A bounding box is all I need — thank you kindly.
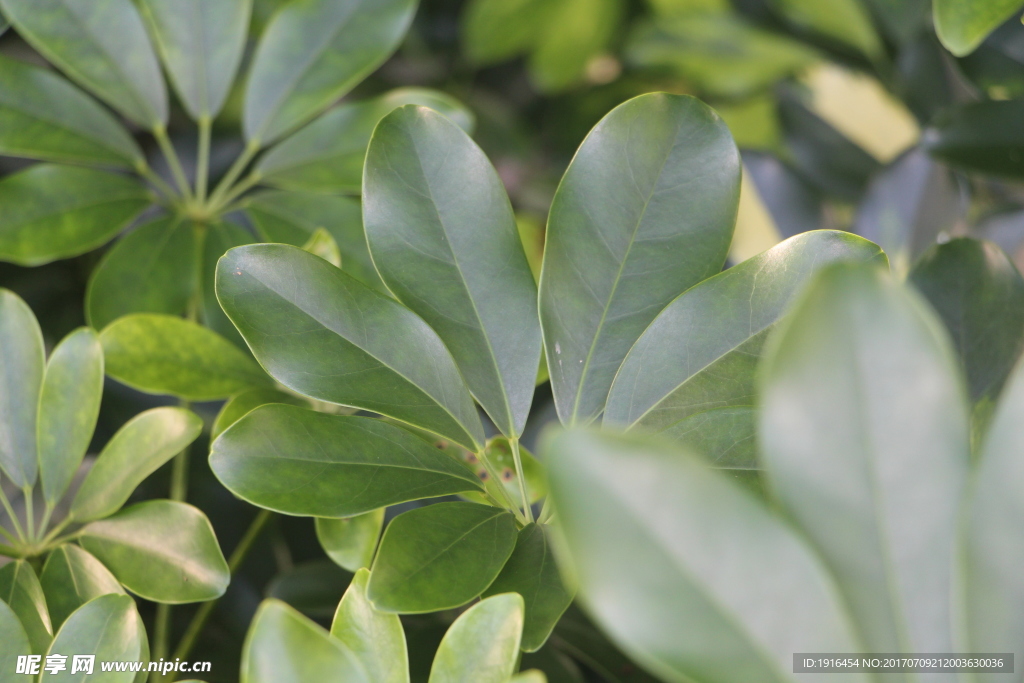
[70,407,202,522]
[935,0,1024,56]
[924,100,1024,179]
[483,524,573,652]
[85,217,198,330]
[910,238,1024,404]
[772,0,883,59]
[242,0,417,145]
[301,227,342,267]
[211,387,305,440]
[511,673,547,683]
[266,559,352,620]
[100,314,270,401]
[0,599,31,674]
[331,568,408,683]
[210,404,483,517]
[461,0,548,65]
[317,509,384,572]
[760,263,970,653]
[78,500,229,603]
[241,599,368,683]
[463,437,547,507]
[367,502,517,613]
[40,594,143,682]
[243,191,386,291]
[539,93,740,426]
[200,220,254,348]
[0,55,142,168]
[37,327,104,505]
[0,0,167,128]
[605,231,885,438]
[0,561,52,655]
[662,406,760,491]
[257,87,475,195]
[0,164,150,267]
[527,0,621,92]
[428,593,524,683]
[216,243,485,449]
[40,544,124,632]
[137,0,251,120]
[0,289,44,488]
[544,429,867,683]
[364,105,541,437]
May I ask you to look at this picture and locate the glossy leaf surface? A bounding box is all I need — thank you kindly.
[243,0,417,144]
[211,405,482,517]
[37,327,104,504]
[79,500,229,603]
[211,387,305,440]
[0,0,167,127]
[40,544,124,631]
[760,264,969,654]
[216,244,484,449]
[70,407,202,522]
[0,600,31,676]
[100,314,270,401]
[0,165,150,267]
[317,509,384,572]
[331,568,408,683]
[539,93,740,425]
[40,594,143,682]
[368,502,517,613]
[0,560,52,655]
[364,105,541,436]
[545,429,867,683]
[0,289,44,487]
[428,593,524,683]
[934,0,1024,56]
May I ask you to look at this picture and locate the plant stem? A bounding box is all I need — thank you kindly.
[195,116,212,204]
[169,443,191,503]
[153,125,194,203]
[479,450,527,525]
[39,516,72,546]
[150,604,172,683]
[135,161,180,204]
[0,524,19,545]
[537,497,554,525]
[22,487,34,542]
[0,485,25,543]
[37,502,54,542]
[0,543,21,558]
[207,141,259,210]
[510,438,533,523]
[208,170,261,214]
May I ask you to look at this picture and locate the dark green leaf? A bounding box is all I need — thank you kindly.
[0,599,31,673]
[257,87,475,194]
[211,387,305,441]
[41,594,143,683]
[0,560,52,655]
[863,0,929,45]
[37,327,103,504]
[605,231,884,438]
[266,560,352,620]
[662,407,761,492]
[910,238,1024,403]
[539,93,740,425]
[527,0,621,92]
[40,544,124,631]
[200,220,254,347]
[544,429,867,683]
[78,500,230,603]
[241,599,368,683]
[934,0,1024,56]
[924,100,1024,179]
[216,244,485,449]
[367,502,517,613]
[0,55,142,168]
[0,0,167,127]
[331,568,408,683]
[760,263,969,653]
[70,407,202,522]
[772,0,883,58]
[100,314,270,401]
[483,524,573,652]
[428,593,524,683]
[137,0,251,120]
[85,217,198,330]
[210,404,483,517]
[0,289,44,488]
[242,0,417,144]
[317,509,384,572]
[0,164,150,267]
[364,105,541,437]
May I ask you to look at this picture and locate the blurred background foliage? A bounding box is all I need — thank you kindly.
[2,0,1024,680]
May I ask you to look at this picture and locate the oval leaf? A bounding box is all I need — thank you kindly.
[0,289,44,488]
[317,509,385,572]
[70,407,203,522]
[40,594,143,683]
[243,0,417,144]
[100,314,270,401]
[759,263,970,653]
[211,404,482,517]
[367,501,517,613]
[0,560,52,655]
[331,568,408,683]
[0,0,167,127]
[40,544,124,632]
[364,105,540,437]
[37,327,104,505]
[78,500,229,603]
[138,0,251,120]
[0,54,141,168]
[0,599,31,675]
[539,93,740,425]
[428,593,524,683]
[934,0,1024,56]
[216,243,485,449]
[544,429,867,683]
